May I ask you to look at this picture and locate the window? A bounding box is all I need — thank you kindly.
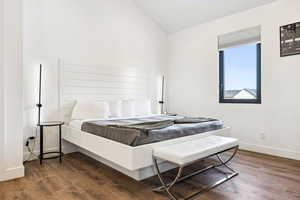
[218,27,261,104]
[219,43,261,104]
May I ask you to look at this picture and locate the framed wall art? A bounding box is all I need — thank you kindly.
[280,21,300,57]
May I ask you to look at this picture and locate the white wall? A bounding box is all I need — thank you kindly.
[0,0,24,181]
[167,0,300,160]
[23,0,167,157]
[0,0,4,179]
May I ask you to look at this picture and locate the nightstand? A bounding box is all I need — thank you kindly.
[37,121,64,165]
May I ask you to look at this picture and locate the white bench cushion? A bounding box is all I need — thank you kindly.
[153,136,238,166]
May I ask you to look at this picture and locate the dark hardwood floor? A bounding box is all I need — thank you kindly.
[0,150,300,200]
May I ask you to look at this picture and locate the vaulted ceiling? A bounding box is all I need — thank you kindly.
[134,0,278,33]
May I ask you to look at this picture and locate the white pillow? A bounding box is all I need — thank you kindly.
[71,101,109,120]
[134,99,152,116]
[121,100,135,117]
[108,100,122,118]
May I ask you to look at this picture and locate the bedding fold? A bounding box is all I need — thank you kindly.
[108,120,174,133]
[174,117,217,124]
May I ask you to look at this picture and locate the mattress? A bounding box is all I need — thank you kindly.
[69,115,223,147]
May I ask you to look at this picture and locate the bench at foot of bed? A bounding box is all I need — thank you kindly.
[152,135,239,200]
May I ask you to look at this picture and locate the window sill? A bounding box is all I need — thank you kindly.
[219,99,261,104]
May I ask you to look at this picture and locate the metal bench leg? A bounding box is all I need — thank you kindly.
[184,147,239,200]
[153,157,183,200]
[152,146,239,200]
[214,146,239,173]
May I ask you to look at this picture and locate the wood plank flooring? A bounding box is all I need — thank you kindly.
[0,150,300,200]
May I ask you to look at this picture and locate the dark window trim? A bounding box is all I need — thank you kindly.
[219,43,261,104]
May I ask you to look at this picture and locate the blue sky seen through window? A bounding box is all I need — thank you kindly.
[224,43,257,91]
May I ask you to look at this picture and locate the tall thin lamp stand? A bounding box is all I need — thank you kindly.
[158,76,165,114]
[36,64,42,125]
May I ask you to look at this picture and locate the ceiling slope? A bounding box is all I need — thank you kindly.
[134,0,277,33]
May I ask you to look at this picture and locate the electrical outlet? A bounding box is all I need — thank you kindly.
[25,136,36,147]
[259,132,266,140]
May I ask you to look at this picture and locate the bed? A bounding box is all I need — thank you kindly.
[58,59,230,180]
[63,117,229,180]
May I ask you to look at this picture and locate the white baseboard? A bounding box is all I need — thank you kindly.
[0,166,24,182]
[239,142,300,161]
[23,143,78,161]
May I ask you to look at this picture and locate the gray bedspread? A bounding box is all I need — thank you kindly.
[81,115,223,146]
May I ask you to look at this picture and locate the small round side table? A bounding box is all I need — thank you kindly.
[37,121,64,165]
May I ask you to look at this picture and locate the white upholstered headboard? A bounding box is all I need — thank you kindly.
[57,59,161,119]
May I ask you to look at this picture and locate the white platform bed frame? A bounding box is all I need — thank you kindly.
[63,125,230,180]
[58,59,230,181]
